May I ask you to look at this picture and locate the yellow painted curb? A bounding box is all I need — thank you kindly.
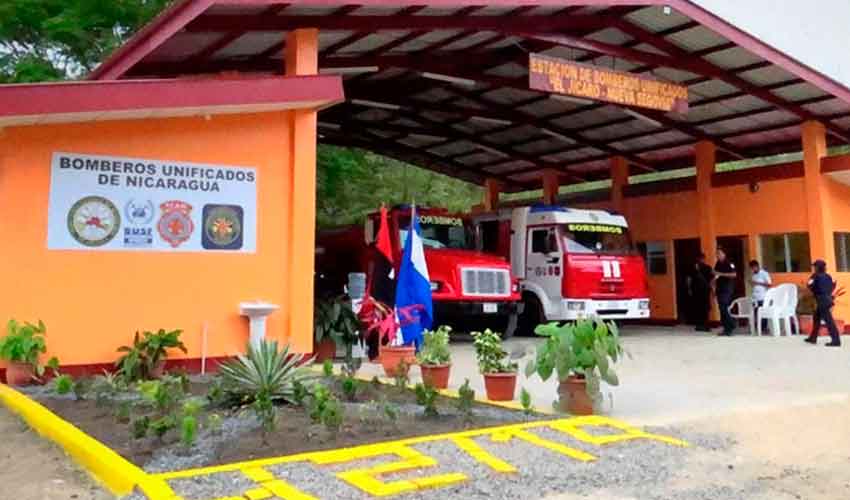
[0,384,152,497]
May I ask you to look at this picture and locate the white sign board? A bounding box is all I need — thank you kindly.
[47,152,257,253]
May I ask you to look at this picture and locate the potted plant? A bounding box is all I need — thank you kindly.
[797,283,846,336]
[359,297,415,377]
[471,328,517,401]
[116,329,187,381]
[0,319,47,386]
[417,326,452,389]
[314,297,357,363]
[525,319,624,415]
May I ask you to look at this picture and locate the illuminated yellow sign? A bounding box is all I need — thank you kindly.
[419,215,463,227]
[568,224,624,234]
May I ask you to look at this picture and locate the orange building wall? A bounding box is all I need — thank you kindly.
[575,174,850,322]
[0,112,313,367]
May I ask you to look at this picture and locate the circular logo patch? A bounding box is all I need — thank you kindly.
[204,206,242,247]
[157,201,194,248]
[67,196,121,247]
[125,199,155,226]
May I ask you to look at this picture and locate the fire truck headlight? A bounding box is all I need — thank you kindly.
[429,281,441,292]
[566,301,585,311]
[511,282,519,293]
[639,300,650,310]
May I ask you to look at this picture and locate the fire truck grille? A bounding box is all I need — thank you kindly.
[461,268,510,297]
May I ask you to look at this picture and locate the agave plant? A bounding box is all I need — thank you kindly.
[217,340,314,405]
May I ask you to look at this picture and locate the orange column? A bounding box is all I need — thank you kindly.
[610,156,629,213]
[542,169,560,205]
[285,28,319,353]
[802,120,834,267]
[483,178,502,211]
[695,141,717,264]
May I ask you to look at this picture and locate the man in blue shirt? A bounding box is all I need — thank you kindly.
[714,247,738,336]
[804,259,841,347]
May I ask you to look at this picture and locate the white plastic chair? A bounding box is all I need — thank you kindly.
[728,297,756,335]
[757,285,794,337]
[781,284,799,335]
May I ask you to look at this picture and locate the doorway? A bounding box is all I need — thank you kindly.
[674,238,702,324]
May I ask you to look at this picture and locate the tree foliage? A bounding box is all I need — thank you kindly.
[0,0,171,82]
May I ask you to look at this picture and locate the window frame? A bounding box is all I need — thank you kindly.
[759,232,811,273]
[637,241,667,275]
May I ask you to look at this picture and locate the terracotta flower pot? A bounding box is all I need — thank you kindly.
[558,375,594,415]
[149,360,166,379]
[420,364,451,389]
[313,338,337,363]
[5,361,35,386]
[380,346,416,378]
[798,315,814,335]
[482,372,517,401]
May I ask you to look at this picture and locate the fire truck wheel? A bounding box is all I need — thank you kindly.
[501,313,517,339]
[517,293,544,337]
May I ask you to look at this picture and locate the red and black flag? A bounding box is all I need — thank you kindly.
[369,205,396,307]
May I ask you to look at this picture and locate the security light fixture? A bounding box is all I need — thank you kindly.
[470,115,513,126]
[320,66,379,75]
[623,109,663,128]
[550,94,594,106]
[421,72,477,87]
[662,5,673,15]
[350,99,401,111]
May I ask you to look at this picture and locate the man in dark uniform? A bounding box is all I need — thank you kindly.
[714,247,737,336]
[692,253,714,332]
[805,259,841,347]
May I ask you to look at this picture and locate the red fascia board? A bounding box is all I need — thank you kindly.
[822,155,850,173]
[0,75,344,119]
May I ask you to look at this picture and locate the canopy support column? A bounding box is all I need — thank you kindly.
[610,156,629,213]
[802,120,834,268]
[542,169,560,205]
[285,28,319,352]
[695,141,717,264]
[484,178,502,211]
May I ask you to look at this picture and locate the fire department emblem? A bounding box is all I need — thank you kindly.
[67,196,121,247]
[202,204,244,250]
[157,201,194,248]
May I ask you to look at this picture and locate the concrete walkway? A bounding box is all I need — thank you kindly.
[360,326,850,425]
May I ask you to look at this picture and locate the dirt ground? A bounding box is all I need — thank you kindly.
[0,406,111,500]
[545,398,850,500]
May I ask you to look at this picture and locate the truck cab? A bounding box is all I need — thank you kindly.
[473,205,650,331]
[316,206,521,335]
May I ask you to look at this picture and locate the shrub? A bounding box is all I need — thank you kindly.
[322,359,334,377]
[414,383,439,417]
[292,380,308,406]
[393,360,409,389]
[382,400,400,426]
[471,329,517,374]
[341,376,358,401]
[72,378,90,401]
[320,397,344,434]
[91,371,123,407]
[114,401,132,424]
[520,388,533,417]
[456,378,475,422]
[138,376,184,414]
[150,415,177,441]
[217,340,314,405]
[115,329,187,383]
[181,415,198,447]
[0,320,49,377]
[206,413,223,435]
[253,389,276,439]
[417,326,452,366]
[131,416,150,440]
[307,383,332,423]
[53,374,74,395]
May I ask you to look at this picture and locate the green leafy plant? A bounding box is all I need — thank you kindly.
[92,371,123,407]
[292,380,308,407]
[393,360,410,389]
[138,376,184,414]
[417,326,452,366]
[217,340,314,406]
[520,388,534,417]
[53,374,74,395]
[206,413,223,435]
[182,397,206,418]
[341,376,358,401]
[72,378,90,401]
[114,400,132,424]
[456,379,475,422]
[471,329,517,374]
[320,397,344,434]
[307,383,332,423]
[253,389,276,440]
[150,415,177,441]
[382,400,400,426]
[0,319,47,376]
[181,415,198,447]
[115,329,187,383]
[525,319,625,406]
[131,416,150,440]
[322,359,334,377]
[414,383,439,417]
[315,296,363,375]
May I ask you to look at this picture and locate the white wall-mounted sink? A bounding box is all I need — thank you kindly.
[239,301,280,350]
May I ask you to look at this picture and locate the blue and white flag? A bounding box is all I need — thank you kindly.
[395,205,433,348]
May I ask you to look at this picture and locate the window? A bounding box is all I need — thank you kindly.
[835,233,850,272]
[637,241,667,275]
[531,229,549,254]
[760,233,811,272]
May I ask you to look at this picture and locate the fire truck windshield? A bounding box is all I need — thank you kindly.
[561,224,635,255]
[399,215,473,250]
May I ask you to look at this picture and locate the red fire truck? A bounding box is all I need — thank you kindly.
[316,206,522,335]
[472,205,650,333]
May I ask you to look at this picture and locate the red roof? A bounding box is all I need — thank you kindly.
[88,0,850,190]
[0,75,344,127]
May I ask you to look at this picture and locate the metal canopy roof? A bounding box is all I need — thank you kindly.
[91,0,850,191]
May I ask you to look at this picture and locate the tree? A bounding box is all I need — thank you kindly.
[0,0,171,82]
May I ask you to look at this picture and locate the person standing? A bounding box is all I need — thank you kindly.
[714,247,737,336]
[805,259,841,347]
[749,260,771,330]
[692,253,714,332]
